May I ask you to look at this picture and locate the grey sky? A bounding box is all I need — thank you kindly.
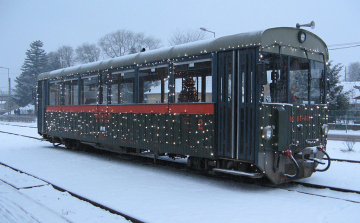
[1,0,359,92]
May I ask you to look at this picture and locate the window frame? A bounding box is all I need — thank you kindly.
[110,69,136,104]
[80,75,98,105]
[48,81,62,106]
[173,59,212,103]
[63,78,79,105]
[138,65,169,104]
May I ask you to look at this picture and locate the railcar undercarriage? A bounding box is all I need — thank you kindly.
[41,134,325,184]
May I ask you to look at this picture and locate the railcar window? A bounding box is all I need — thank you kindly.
[174,61,212,103]
[81,76,98,105]
[310,61,325,104]
[289,58,309,104]
[110,71,135,104]
[262,55,288,103]
[64,79,79,105]
[100,73,109,104]
[139,67,168,104]
[261,54,325,105]
[227,58,232,103]
[49,82,61,106]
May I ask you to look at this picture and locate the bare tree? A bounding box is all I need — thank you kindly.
[347,62,360,82]
[168,28,206,46]
[75,43,101,64]
[142,35,162,50]
[47,51,61,71]
[129,32,162,52]
[343,138,356,152]
[98,29,162,58]
[57,45,75,68]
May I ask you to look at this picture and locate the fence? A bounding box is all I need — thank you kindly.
[0,115,36,123]
[329,110,360,130]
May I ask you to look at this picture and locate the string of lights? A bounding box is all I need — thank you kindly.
[328,42,360,51]
[328,42,360,47]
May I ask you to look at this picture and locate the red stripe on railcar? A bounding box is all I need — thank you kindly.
[168,104,214,114]
[46,103,214,115]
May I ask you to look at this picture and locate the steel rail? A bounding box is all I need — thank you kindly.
[0,161,145,223]
[291,181,360,195]
[325,158,360,164]
[0,123,37,128]
[273,183,360,204]
[0,130,42,140]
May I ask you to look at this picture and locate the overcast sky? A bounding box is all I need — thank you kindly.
[1,0,359,92]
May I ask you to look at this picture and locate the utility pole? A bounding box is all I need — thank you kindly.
[345,66,347,82]
[0,66,10,114]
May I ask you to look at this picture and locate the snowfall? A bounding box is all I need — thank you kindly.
[0,121,360,223]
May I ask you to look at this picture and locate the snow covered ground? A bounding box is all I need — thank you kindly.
[0,121,360,222]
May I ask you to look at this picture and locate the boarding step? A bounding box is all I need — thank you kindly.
[213,168,263,178]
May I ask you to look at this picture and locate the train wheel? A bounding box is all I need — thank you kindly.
[187,157,193,169]
[63,140,71,149]
[73,140,82,150]
[53,142,61,147]
[187,157,203,171]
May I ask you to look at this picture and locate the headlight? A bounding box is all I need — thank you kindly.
[322,124,329,135]
[298,31,306,43]
[262,126,273,140]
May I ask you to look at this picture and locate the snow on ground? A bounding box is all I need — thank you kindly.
[296,136,360,192]
[0,164,127,223]
[0,181,68,223]
[0,121,360,222]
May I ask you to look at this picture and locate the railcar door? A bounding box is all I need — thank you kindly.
[217,51,234,158]
[217,49,256,162]
[37,80,47,134]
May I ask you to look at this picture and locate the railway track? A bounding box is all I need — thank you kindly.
[0,130,42,140]
[325,157,360,164]
[0,161,145,223]
[1,129,360,207]
[0,123,37,128]
[292,181,360,195]
[278,182,360,204]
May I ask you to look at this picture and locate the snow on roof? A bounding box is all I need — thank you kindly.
[341,81,360,103]
[38,27,328,81]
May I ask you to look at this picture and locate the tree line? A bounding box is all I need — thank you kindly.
[346,62,360,82]
[11,28,354,113]
[47,28,206,70]
[12,28,207,107]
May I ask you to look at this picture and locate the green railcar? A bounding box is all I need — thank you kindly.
[38,26,330,184]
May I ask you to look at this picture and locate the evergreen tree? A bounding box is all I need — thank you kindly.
[13,40,48,107]
[327,61,350,110]
[178,77,198,102]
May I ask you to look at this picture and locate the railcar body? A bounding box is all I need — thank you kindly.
[37,27,330,184]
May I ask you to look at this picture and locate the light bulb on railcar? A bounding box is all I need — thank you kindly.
[322,124,329,135]
[262,126,273,141]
